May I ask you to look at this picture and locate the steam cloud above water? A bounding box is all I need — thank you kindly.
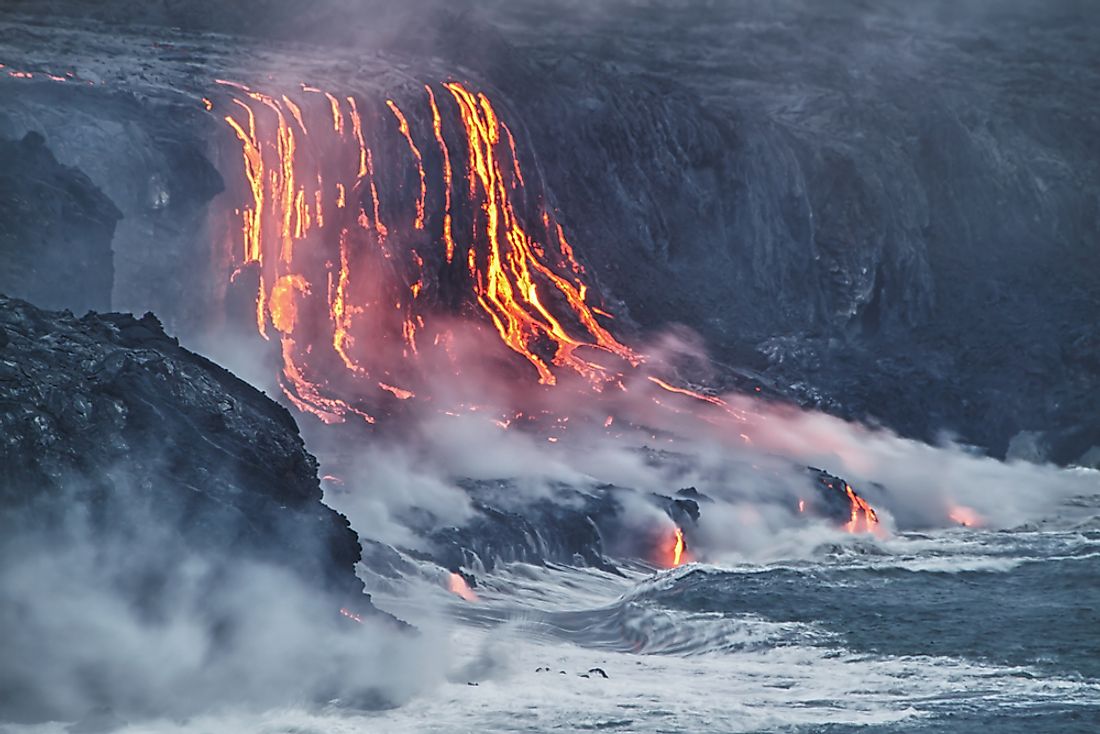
[0,482,444,724]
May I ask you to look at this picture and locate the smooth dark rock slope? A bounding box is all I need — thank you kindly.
[0,131,119,314]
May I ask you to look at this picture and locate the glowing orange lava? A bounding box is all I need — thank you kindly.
[948,505,981,528]
[339,607,364,624]
[218,79,641,422]
[448,572,478,601]
[212,77,886,546]
[658,526,691,568]
[672,526,687,566]
[843,484,880,534]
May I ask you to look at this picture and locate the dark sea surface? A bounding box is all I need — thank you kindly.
[12,521,1098,733]
[634,526,1100,732]
[347,517,1100,733]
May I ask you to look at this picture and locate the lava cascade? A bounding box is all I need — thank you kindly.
[217,79,639,426]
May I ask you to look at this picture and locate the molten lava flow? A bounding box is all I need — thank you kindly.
[448,572,478,601]
[647,376,730,409]
[443,81,640,386]
[658,526,691,568]
[217,78,642,422]
[268,274,310,334]
[672,526,687,566]
[843,484,880,534]
[425,84,456,263]
[386,99,427,230]
[339,607,364,624]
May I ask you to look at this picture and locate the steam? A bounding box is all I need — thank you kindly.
[720,396,1100,530]
[299,317,1099,568]
[3,2,1096,731]
[0,480,445,725]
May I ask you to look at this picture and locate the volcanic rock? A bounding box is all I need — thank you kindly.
[0,294,370,602]
[0,132,119,314]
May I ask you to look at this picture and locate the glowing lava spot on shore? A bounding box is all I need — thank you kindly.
[672,526,687,566]
[659,526,691,568]
[949,505,981,528]
[448,572,478,601]
[843,484,880,534]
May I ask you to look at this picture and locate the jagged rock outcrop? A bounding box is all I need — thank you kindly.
[0,131,119,314]
[0,294,367,601]
[395,465,867,577]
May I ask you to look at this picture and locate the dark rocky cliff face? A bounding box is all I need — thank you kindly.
[0,294,366,602]
[0,73,223,334]
[476,0,1100,457]
[0,131,119,314]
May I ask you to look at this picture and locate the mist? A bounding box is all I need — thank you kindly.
[0,477,445,726]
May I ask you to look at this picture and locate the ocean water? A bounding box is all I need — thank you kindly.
[361,522,1100,733]
[11,519,1099,733]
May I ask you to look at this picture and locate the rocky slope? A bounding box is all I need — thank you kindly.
[0,294,368,600]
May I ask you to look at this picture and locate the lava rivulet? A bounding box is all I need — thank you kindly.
[843,484,880,534]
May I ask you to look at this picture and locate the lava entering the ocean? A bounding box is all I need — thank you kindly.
[843,484,880,534]
[447,572,479,602]
[657,525,692,568]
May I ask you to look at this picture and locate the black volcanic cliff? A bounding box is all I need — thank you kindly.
[0,131,119,314]
[0,294,404,722]
[0,294,365,600]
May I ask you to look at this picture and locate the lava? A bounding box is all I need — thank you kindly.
[213,76,886,542]
[425,84,456,263]
[948,505,981,528]
[448,572,478,602]
[658,526,691,568]
[218,78,641,423]
[385,99,427,230]
[671,526,687,566]
[843,483,880,534]
[339,607,364,624]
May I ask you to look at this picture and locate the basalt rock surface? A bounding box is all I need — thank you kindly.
[483,0,1100,458]
[391,466,865,578]
[0,131,119,314]
[0,294,375,609]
